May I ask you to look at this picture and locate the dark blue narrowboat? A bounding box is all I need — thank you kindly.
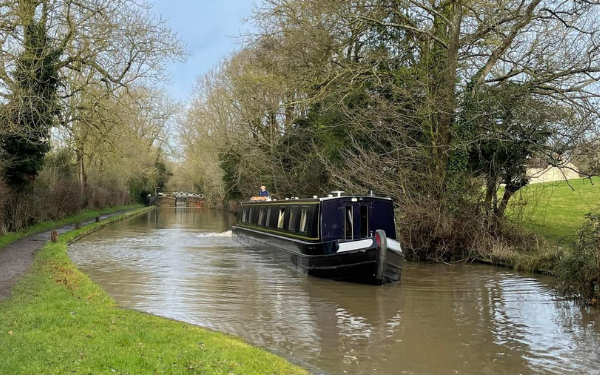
[232,192,404,284]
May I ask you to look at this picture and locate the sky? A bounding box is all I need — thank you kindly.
[149,0,258,101]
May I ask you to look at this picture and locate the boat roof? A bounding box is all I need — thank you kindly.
[241,195,392,205]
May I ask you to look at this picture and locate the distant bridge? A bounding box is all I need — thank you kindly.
[155,192,205,207]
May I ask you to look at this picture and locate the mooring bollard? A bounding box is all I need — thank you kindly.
[50,231,58,243]
[95,216,100,222]
[75,222,81,229]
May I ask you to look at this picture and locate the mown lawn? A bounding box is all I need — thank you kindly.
[0,207,308,375]
[0,204,143,251]
[507,177,600,243]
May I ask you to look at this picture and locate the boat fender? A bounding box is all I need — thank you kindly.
[375,229,387,285]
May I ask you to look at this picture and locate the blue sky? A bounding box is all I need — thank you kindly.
[149,0,258,100]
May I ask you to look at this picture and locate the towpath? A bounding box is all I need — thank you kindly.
[0,209,135,301]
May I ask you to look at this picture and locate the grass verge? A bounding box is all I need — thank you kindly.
[0,204,143,251]
[0,207,309,375]
[507,177,600,243]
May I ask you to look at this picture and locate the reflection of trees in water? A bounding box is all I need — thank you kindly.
[288,279,405,374]
[99,208,236,233]
[484,275,600,374]
[70,244,156,307]
[198,255,411,372]
[193,248,324,357]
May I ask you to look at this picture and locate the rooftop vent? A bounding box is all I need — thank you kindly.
[367,190,376,197]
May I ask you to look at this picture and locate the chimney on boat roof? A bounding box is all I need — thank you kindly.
[367,190,376,197]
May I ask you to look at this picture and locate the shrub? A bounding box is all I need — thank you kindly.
[557,212,600,305]
[0,175,131,235]
[398,198,546,264]
[0,189,35,233]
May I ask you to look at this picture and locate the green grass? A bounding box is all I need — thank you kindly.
[508,177,600,243]
[0,207,309,375]
[0,204,143,250]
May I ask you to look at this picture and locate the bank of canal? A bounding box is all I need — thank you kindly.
[67,208,600,375]
[0,207,309,375]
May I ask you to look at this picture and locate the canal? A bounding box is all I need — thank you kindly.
[69,208,600,375]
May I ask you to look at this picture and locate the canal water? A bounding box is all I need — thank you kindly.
[69,208,600,375]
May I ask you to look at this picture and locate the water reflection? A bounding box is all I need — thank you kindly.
[69,208,600,375]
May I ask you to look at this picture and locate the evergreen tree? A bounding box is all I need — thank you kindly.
[0,17,61,189]
[154,149,172,190]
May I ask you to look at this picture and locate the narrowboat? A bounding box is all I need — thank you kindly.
[232,192,404,285]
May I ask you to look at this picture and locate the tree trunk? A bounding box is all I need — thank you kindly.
[76,148,87,198]
[284,101,294,130]
[496,188,515,219]
[484,173,498,220]
[428,1,462,196]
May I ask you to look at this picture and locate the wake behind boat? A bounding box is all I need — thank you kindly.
[232,191,404,285]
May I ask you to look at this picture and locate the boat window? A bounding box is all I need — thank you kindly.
[299,208,308,233]
[242,208,247,223]
[345,206,353,240]
[266,208,272,227]
[251,208,257,224]
[277,208,285,229]
[258,208,265,226]
[288,208,297,231]
[360,205,369,237]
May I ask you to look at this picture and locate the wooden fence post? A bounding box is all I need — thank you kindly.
[51,231,58,243]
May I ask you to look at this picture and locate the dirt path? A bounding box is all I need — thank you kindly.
[0,209,135,302]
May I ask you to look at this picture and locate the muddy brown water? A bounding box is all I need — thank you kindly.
[69,208,600,375]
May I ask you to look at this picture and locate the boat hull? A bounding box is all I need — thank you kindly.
[232,226,403,285]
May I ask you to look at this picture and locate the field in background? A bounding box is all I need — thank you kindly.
[508,177,600,243]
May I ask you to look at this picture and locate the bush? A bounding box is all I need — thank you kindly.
[557,212,600,305]
[398,198,544,264]
[0,175,131,235]
[32,178,82,222]
[0,184,35,233]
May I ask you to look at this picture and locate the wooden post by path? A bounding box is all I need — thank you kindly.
[95,216,100,223]
[75,222,81,229]
[51,231,58,243]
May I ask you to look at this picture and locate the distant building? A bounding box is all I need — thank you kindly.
[527,162,580,184]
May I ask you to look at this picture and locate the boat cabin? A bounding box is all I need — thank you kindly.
[237,195,396,243]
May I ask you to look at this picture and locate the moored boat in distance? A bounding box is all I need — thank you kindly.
[232,191,404,285]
